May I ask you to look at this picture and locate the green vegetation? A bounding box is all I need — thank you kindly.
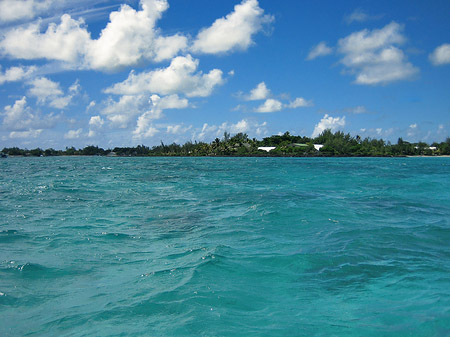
[2,130,450,157]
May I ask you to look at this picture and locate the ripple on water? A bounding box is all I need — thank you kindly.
[1,157,449,336]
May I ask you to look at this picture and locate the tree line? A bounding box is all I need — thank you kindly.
[2,130,450,157]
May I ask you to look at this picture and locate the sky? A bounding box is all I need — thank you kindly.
[0,0,449,149]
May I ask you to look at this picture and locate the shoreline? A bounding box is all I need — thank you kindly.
[4,154,450,158]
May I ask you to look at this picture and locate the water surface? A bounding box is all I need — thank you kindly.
[1,157,449,336]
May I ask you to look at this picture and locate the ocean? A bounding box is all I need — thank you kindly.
[1,157,449,336]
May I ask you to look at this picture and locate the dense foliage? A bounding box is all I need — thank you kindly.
[2,130,450,157]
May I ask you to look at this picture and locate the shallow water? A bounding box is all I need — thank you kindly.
[1,157,449,336]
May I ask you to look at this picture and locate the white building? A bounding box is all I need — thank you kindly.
[258,147,276,152]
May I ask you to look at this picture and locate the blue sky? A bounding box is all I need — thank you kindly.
[0,0,449,149]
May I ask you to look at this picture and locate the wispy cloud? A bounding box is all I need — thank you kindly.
[306,41,333,60]
[344,8,383,25]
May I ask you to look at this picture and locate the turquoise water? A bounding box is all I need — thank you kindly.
[1,157,449,336]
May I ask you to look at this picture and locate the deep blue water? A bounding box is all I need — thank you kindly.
[0,157,449,336]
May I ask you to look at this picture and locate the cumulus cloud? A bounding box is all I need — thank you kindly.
[2,96,35,131]
[239,81,313,112]
[306,41,333,60]
[0,66,36,85]
[254,98,283,113]
[27,77,78,109]
[102,93,189,140]
[64,128,83,139]
[0,0,54,23]
[253,97,312,113]
[88,115,104,137]
[2,96,58,133]
[312,114,346,137]
[166,124,192,135]
[191,0,274,54]
[429,43,450,66]
[337,22,418,85]
[85,0,187,71]
[287,97,313,108]
[89,115,104,128]
[245,81,270,100]
[133,94,188,139]
[104,55,224,97]
[1,14,91,64]
[101,95,150,129]
[0,0,188,71]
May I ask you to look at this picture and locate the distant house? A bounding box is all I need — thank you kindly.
[313,144,324,151]
[258,146,276,152]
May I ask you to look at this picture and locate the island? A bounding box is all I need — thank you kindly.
[2,130,450,157]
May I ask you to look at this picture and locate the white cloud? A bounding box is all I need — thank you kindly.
[254,98,283,113]
[0,0,188,71]
[69,80,80,94]
[345,9,369,24]
[101,95,150,128]
[9,129,43,139]
[252,96,312,113]
[2,96,58,133]
[0,0,54,23]
[86,101,96,112]
[64,128,83,139]
[166,124,192,135]
[312,114,346,137]
[2,96,34,131]
[153,94,188,110]
[287,97,313,108]
[195,119,267,141]
[28,77,63,100]
[104,55,224,97]
[0,66,36,85]
[191,0,274,54]
[133,94,188,139]
[85,0,187,71]
[89,115,104,128]
[87,115,104,137]
[344,105,369,114]
[407,123,419,138]
[27,77,77,109]
[306,42,333,60]
[429,43,450,66]
[358,127,394,139]
[246,81,270,100]
[337,22,418,85]
[1,14,91,64]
